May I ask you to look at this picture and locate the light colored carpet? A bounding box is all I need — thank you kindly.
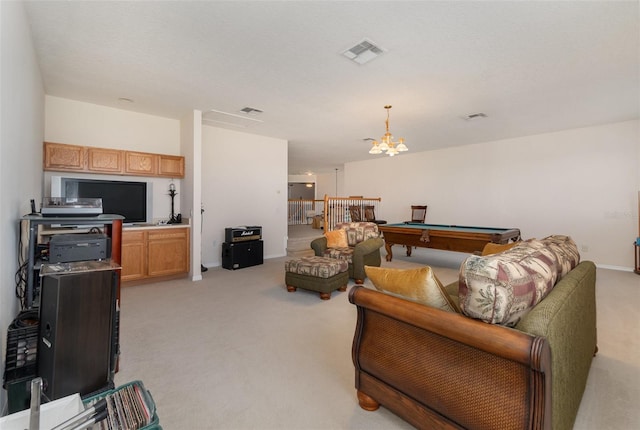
[114,244,640,429]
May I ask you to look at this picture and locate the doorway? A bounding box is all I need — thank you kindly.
[288,182,315,200]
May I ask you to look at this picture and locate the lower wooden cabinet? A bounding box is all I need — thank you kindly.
[121,227,190,282]
[148,229,190,277]
[121,231,147,282]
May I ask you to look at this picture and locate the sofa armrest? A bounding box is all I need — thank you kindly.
[349,286,551,430]
[310,236,327,256]
[353,237,384,256]
[352,237,383,281]
[516,260,597,430]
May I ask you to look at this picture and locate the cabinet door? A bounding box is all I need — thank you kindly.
[121,231,147,282]
[124,151,158,176]
[147,229,190,277]
[44,142,86,171]
[158,155,185,178]
[88,147,123,173]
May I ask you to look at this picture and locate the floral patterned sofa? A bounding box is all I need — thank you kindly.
[310,222,383,284]
[350,236,597,430]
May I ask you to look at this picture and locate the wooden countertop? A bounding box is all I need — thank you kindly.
[123,223,191,231]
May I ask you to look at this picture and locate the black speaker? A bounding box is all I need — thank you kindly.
[222,240,263,270]
[37,270,117,400]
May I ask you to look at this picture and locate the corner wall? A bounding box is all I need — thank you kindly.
[0,1,45,412]
[201,126,288,266]
[345,120,639,269]
[180,110,202,280]
[43,96,182,224]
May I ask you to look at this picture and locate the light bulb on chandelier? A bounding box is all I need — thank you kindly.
[369,105,408,156]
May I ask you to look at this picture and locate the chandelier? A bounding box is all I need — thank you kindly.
[368,105,408,156]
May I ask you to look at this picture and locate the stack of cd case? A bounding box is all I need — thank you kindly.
[82,380,160,429]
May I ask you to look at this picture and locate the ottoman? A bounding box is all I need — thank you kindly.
[285,256,349,300]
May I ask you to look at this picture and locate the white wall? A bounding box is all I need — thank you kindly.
[43,96,182,223]
[201,126,288,266]
[345,120,639,269]
[0,1,45,413]
[45,96,180,154]
[316,169,344,200]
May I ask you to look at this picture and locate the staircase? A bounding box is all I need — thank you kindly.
[287,225,322,258]
[286,237,315,257]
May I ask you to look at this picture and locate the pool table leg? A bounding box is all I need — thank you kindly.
[405,245,412,257]
[384,242,394,261]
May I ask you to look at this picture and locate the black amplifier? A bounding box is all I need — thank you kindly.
[225,226,262,243]
[49,234,110,263]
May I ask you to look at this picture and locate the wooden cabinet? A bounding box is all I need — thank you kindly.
[43,142,185,178]
[44,142,85,171]
[124,151,158,176]
[158,154,185,178]
[121,231,147,282]
[121,226,190,283]
[88,147,123,173]
[147,229,190,277]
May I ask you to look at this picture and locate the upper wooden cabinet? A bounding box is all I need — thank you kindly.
[124,151,158,176]
[158,154,185,178]
[43,142,184,178]
[44,142,86,171]
[88,147,123,173]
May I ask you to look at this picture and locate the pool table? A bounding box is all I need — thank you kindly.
[378,223,521,261]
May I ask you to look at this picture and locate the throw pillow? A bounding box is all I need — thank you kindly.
[481,241,521,256]
[325,229,348,248]
[458,240,558,326]
[541,235,580,278]
[365,265,460,313]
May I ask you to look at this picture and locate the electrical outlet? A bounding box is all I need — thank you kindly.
[581,245,589,253]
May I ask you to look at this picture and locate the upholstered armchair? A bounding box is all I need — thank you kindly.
[310,222,383,284]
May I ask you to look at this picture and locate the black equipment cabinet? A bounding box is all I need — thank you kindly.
[222,240,264,270]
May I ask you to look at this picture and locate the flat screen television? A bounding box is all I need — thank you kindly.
[58,178,148,223]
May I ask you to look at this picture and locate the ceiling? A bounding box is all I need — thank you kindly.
[23,1,639,175]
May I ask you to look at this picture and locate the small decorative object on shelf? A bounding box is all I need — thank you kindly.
[168,182,180,224]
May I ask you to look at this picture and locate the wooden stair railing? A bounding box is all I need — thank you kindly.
[322,195,382,231]
[287,196,383,230]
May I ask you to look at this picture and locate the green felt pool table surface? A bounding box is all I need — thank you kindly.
[378,223,521,261]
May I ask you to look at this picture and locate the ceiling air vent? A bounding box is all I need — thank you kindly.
[203,109,264,129]
[462,112,488,121]
[239,107,263,115]
[342,39,385,65]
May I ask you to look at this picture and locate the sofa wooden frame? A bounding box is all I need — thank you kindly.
[350,286,552,430]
